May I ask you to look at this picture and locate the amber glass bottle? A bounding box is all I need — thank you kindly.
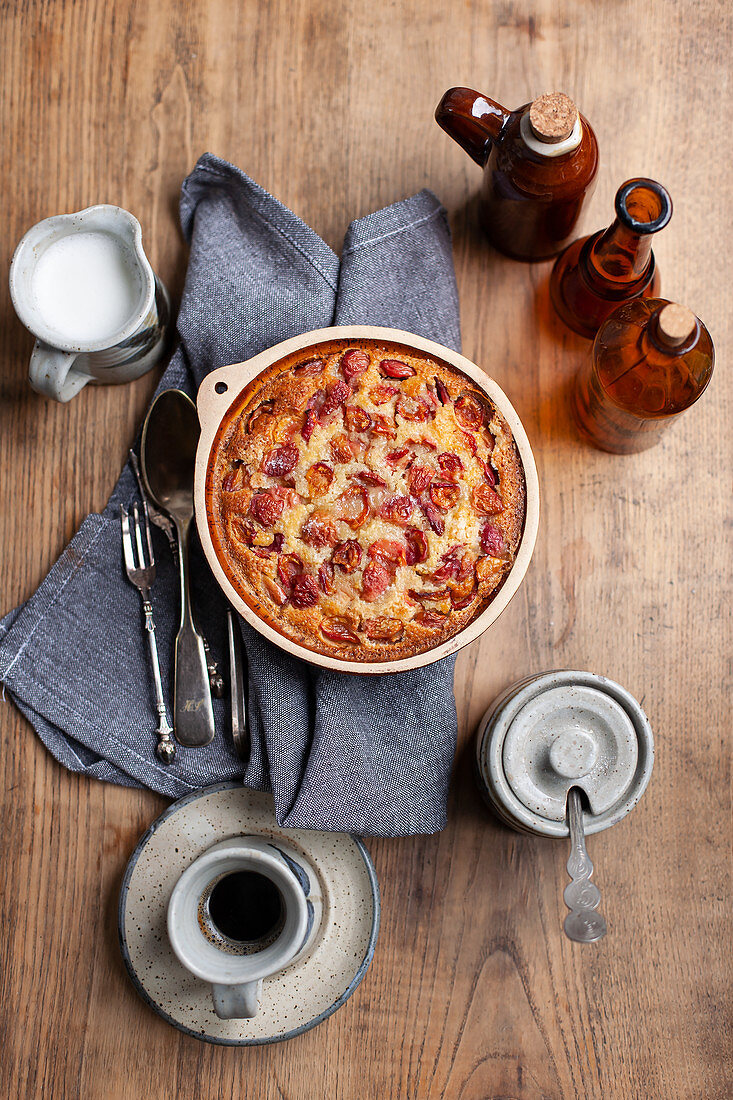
[550,178,672,338]
[573,298,714,453]
[435,89,599,261]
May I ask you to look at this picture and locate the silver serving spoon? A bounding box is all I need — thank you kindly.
[563,787,607,943]
[141,390,215,748]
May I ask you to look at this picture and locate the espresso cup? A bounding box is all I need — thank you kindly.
[167,836,316,1019]
[9,204,170,403]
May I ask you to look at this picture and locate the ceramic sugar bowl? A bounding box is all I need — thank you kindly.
[475,670,654,838]
[475,670,654,942]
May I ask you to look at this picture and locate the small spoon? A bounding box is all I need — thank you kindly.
[563,787,607,943]
[141,390,215,748]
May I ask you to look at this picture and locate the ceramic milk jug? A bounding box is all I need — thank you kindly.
[10,204,170,402]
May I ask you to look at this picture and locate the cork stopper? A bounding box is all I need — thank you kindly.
[529,93,578,144]
[656,303,696,347]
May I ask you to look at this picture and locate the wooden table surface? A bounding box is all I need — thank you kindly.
[1,2,730,1097]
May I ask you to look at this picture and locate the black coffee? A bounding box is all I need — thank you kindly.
[207,871,283,942]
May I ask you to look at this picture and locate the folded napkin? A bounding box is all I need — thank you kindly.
[0,153,461,836]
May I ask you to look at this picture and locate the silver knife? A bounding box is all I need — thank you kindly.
[227,608,250,763]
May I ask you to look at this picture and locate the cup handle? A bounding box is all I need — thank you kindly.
[29,340,90,403]
[435,87,512,168]
[211,979,262,1019]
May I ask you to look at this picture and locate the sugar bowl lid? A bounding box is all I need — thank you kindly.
[475,671,654,837]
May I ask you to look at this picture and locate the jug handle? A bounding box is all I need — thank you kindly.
[435,88,512,168]
[29,341,90,403]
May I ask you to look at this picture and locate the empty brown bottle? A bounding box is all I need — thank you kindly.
[435,88,599,261]
[573,298,714,453]
[551,178,672,338]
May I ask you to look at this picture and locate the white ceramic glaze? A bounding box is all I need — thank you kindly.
[9,204,170,402]
[502,685,639,820]
[474,670,654,837]
[167,836,317,1020]
[194,325,540,675]
[118,784,380,1045]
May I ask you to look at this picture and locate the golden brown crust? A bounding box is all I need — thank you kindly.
[206,338,526,662]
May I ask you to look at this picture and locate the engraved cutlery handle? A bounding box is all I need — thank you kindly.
[142,598,176,765]
[173,516,215,747]
[563,788,607,943]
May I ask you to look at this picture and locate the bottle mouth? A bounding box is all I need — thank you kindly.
[615,178,672,234]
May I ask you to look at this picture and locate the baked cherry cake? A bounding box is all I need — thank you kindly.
[207,338,526,662]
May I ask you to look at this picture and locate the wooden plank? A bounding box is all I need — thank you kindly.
[0,0,730,1097]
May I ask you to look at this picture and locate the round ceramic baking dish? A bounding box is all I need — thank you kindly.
[194,326,540,674]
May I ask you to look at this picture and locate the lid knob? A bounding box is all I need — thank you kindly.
[549,729,599,779]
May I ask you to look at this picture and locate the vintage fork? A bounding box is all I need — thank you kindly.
[120,502,176,765]
[129,448,224,700]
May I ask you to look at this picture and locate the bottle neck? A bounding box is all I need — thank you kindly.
[646,307,699,356]
[589,218,654,285]
[585,179,672,292]
[520,110,583,158]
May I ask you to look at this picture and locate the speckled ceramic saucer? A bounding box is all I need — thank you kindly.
[118,783,380,1044]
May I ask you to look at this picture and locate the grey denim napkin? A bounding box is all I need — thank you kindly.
[0,153,461,836]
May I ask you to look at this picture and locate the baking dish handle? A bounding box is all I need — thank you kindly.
[196,360,253,436]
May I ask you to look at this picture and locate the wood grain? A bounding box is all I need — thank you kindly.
[1,1,731,1097]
